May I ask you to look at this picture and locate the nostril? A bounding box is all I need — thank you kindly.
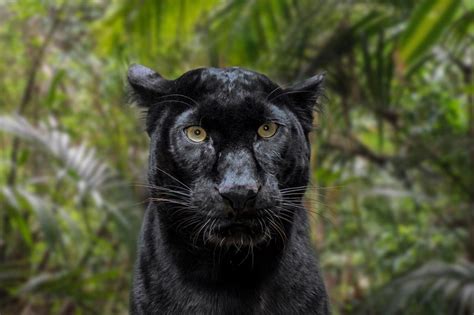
[244,194,257,209]
[220,195,236,218]
[220,194,233,207]
[248,186,259,197]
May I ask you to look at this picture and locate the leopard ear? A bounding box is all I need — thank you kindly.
[284,73,325,133]
[127,64,173,108]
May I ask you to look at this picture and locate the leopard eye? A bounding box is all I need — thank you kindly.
[185,126,207,143]
[257,122,278,138]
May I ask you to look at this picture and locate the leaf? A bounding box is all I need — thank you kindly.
[1,187,33,247]
[397,0,461,71]
[0,115,112,192]
[17,188,62,248]
[375,261,474,314]
[18,270,71,294]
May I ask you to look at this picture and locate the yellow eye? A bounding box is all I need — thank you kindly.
[257,122,278,138]
[185,126,207,143]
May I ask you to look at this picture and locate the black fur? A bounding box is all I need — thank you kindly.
[128,65,329,314]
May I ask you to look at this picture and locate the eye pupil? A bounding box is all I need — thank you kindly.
[185,126,207,143]
[263,125,269,131]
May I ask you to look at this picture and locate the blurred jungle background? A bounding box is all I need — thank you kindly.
[0,0,473,314]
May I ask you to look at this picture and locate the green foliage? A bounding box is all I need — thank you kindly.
[371,261,474,314]
[0,0,472,314]
[397,0,462,72]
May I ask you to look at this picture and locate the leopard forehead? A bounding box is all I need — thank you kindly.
[176,67,279,99]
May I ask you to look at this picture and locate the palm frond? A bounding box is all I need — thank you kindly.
[0,115,112,193]
[375,261,474,314]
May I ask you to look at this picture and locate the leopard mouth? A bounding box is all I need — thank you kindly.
[205,219,271,247]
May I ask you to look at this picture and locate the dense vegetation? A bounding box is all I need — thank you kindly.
[0,0,472,314]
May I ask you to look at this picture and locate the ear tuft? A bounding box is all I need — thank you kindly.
[127,64,172,108]
[284,73,325,133]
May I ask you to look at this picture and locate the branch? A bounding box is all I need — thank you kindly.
[325,134,389,166]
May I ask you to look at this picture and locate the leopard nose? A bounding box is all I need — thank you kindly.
[218,185,259,214]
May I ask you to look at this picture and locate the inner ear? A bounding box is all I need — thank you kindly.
[127,64,172,108]
[283,73,325,133]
